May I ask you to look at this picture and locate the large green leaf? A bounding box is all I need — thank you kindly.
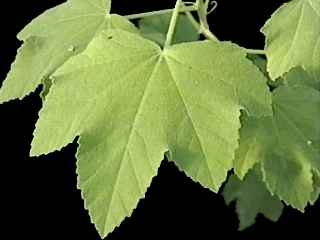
[139,13,200,47]
[234,72,320,210]
[30,29,271,237]
[262,0,320,88]
[223,170,283,230]
[0,0,137,103]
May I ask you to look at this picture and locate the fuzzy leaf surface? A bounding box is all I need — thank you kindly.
[0,0,137,103]
[30,29,271,237]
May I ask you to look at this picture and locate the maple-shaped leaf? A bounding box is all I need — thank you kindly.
[139,13,200,47]
[30,29,271,237]
[234,72,320,210]
[262,0,320,88]
[0,0,138,103]
[223,170,283,230]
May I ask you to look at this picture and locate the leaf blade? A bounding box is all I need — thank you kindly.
[0,0,138,104]
[30,30,272,237]
[262,0,320,88]
[223,170,283,230]
[234,71,320,210]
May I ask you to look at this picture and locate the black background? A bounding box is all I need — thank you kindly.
[0,0,318,239]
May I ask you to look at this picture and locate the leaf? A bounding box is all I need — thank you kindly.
[0,37,46,102]
[247,55,268,78]
[233,113,261,180]
[285,67,318,89]
[0,0,138,103]
[247,55,283,89]
[234,72,320,210]
[310,169,320,205]
[223,170,283,230]
[17,0,111,40]
[30,29,272,237]
[262,0,320,88]
[138,13,200,47]
[249,56,316,91]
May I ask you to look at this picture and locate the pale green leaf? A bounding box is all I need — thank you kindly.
[223,170,283,230]
[17,0,111,40]
[262,0,320,88]
[0,0,138,103]
[138,13,200,47]
[0,37,45,101]
[234,72,320,210]
[30,29,271,237]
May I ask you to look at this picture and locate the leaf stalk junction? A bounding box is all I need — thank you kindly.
[125,0,266,55]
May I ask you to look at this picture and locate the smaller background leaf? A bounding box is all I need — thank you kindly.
[284,67,318,89]
[223,170,283,230]
[234,72,320,210]
[247,54,283,89]
[138,13,200,47]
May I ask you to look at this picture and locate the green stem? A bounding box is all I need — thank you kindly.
[184,11,201,32]
[164,0,183,48]
[202,28,219,41]
[183,2,219,42]
[245,49,266,55]
[204,29,265,55]
[183,4,265,55]
[125,1,266,55]
[199,0,210,29]
[125,4,197,20]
